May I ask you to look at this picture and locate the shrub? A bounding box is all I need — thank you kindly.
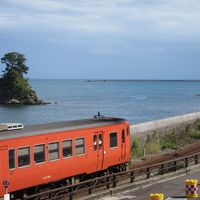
[161,141,177,150]
[131,138,142,157]
[144,133,161,154]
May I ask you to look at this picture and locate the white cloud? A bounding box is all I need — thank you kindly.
[1,0,200,43]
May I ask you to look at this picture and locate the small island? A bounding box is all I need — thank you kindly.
[0,52,48,105]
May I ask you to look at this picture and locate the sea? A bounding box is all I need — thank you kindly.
[0,80,200,125]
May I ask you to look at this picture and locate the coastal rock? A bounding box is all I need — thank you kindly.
[6,99,21,104]
[24,98,35,105]
[0,98,50,105]
[37,99,50,105]
[23,98,50,105]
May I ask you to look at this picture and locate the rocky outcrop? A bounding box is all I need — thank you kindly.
[0,98,48,105]
[0,52,49,105]
[0,89,49,105]
[0,97,49,105]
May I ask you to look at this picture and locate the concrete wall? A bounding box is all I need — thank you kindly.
[131,112,200,137]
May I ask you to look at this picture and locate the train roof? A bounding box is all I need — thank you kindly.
[0,117,127,141]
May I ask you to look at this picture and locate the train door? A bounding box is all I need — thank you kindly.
[121,129,126,159]
[93,132,104,171]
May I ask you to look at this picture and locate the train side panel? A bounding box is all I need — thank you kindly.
[0,129,92,194]
[0,121,130,197]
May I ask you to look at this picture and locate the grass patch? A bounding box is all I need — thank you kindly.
[160,141,177,150]
[131,119,200,158]
[144,133,161,154]
[131,137,143,157]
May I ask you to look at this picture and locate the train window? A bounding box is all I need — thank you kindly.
[18,147,30,167]
[75,138,85,155]
[122,130,125,143]
[9,149,15,169]
[110,132,118,148]
[63,140,72,158]
[93,135,97,150]
[127,127,129,135]
[34,144,45,164]
[48,142,59,161]
[99,134,102,148]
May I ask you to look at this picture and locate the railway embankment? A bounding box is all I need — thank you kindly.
[130,112,200,158]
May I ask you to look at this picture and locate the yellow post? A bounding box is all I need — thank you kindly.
[150,193,164,200]
[185,179,198,198]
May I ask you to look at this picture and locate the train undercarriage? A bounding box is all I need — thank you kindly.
[11,163,128,200]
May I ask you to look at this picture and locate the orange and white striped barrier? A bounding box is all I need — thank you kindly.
[185,179,198,198]
[150,193,164,200]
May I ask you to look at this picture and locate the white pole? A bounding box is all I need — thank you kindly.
[4,194,10,200]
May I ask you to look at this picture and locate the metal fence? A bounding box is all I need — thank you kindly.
[24,152,200,200]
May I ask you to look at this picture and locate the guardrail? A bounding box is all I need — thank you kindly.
[24,152,200,200]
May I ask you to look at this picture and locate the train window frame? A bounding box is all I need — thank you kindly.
[75,137,85,156]
[62,139,73,158]
[93,135,97,151]
[8,149,15,170]
[34,144,46,164]
[98,134,103,149]
[18,146,31,168]
[48,142,60,162]
[127,127,130,135]
[122,130,125,143]
[109,131,118,148]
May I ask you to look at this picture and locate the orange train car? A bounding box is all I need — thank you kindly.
[0,115,130,199]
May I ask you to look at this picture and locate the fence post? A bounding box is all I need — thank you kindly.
[69,187,73,200]
[106,177,110,189]
[131,171,135,183]
[160,164,164,175]
[88,182,92,195]
[147,167,150,179]
[112,174,116,188]
[185,158,188,168]
[195,155,199,164]
[173,161,177,171]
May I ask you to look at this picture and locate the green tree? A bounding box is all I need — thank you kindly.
[1,52,29,76]
[0,52,45,104]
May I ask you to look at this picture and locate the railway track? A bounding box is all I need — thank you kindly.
[130,140,200,169]
[23,141,200,200]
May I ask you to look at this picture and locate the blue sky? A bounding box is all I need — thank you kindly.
[0,0,200,79]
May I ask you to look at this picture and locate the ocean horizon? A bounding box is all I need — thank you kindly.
[30,79,200,82]
[0,79,200,125]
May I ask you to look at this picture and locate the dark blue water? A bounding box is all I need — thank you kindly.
[0,80,200,125]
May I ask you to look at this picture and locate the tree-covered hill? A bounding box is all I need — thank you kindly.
[0,52,48,105]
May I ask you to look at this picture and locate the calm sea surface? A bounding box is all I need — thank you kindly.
[0,80,200,125]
